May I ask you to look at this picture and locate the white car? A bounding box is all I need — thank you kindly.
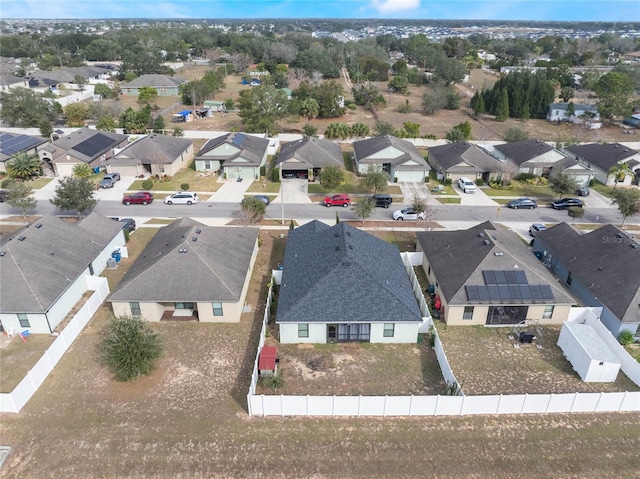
[392,207,426,221]
[164,192,198,205]
[458,177,477,193]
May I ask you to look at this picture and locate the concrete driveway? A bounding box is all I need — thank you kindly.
[457,186,499,206]
[582,189,613,209]
[94,177,137,202]
[208,178,254,203]
[272,179,311,204]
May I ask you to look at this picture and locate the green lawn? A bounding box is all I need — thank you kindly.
[436,197,461,204]
[590,181,616,199]
[26,177,54,189]
[481,181,556,198]
[128,163,223,192]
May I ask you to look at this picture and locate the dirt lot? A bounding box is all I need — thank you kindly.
[146,66,634,144]
[1,228,640,478]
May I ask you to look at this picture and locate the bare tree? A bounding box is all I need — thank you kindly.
[286,68,311,90]
[498,159,520,187]
[230,53,252,74]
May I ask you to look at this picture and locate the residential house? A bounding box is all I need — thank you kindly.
[276,221,424,344]
[109,219,259,323]
[492,139,594,185]
[0,74,29,92]
[27,66,112,92]
[0,214,125,334]
[120,74,187,96]
[193,132,269,180]
[416,221,574,325]
[0,131,48,174]
[39,128,129,176]
[352,135,430,182]
[276,137,344,180]
[105,134,193,178]
[564,143,640,186]
[533,223,640,339]
[547,103,600,124]
[427,142,503,184]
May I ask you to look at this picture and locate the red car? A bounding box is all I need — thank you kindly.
[323,194,351,207]
[122,191,154,205]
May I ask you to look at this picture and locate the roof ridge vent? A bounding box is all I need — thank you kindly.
[483,239,491,245]
[494,251,504,256]
[179,248,188,253]
[192,236,198,242]
[17,236,26,241]
[35,223,42,228]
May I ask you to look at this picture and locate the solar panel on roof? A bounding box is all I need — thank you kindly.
[540,285,554,301]
[478,287,491,301]
[488,285,501,301]
[0,134,42,158]
[465,286,479,301]
[494,271,506,284]
[515,270,527,284]
[498,285,510,300]
[72,133,115,158]
[232,132,246,146]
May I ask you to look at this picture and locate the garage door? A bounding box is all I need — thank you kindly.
[225,167,256,180]
[571,174,591,186]
[55,162,76,177]
[395,170,426,182]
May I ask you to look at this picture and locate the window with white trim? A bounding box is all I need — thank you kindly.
[130,302,141,316]
[298,324,309,338]
[383,323,395,337]
[543,305,554,319]
[18,313,30,328]
[212,302,223,316]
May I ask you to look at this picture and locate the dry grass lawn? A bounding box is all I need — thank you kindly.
[1,227,640,478]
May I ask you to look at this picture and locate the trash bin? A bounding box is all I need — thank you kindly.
[93,166,100,174]
[111,249,121,263]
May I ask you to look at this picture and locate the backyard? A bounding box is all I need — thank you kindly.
[0,225,639,478]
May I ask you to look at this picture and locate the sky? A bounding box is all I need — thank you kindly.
[1,0,638,22]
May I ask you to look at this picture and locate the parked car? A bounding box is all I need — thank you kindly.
[282,171,295,179]
[0,190,7,202]
[122,191,154,205]
[529,223,547,237]
[242,195,270,206]
[507,198,538,209]
[110,217,136,233]
[552,197,583,210]
[576,186,590,196]
[369,193,393,208]
[457,177,477,193]
[164,191,198,205]
[323,194,351,207]
[99,172,121,189]
[393,207,426,221]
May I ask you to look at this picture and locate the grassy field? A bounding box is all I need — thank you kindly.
[2,226,640,478]
[481,181,557,198]
[128,161,224,192]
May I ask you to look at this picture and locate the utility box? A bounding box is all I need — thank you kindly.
[558,322,621,383]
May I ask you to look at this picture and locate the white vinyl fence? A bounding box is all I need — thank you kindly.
[247,271,640,417]
[0,276,109,413]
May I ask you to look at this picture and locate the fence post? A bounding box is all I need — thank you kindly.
[280,395,284,417]
[247,393,252,416]
[262,394,266,417]
[546,393,553,413]
[620,391,627,412]
[409,395,413,417]
[459,394,465,415]
[496,394,502,414]
[594,392,603,412]
[332,395,336,417]
[522,393,528,414]
[306,395,309,416]
[569,392,579,412]
[434,395,439,416]
[358,395,362,417]
[383,395,387,417]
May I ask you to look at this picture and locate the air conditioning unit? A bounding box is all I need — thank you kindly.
[107,257,117,269]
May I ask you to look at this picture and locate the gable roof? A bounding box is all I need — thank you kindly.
[0,214,123,314]
[276,221,422,324]
[121,74,186,89]
[276,137,343,170]
[107,134,192,166]
[416,222,573,306]
[353,135,428,168]
[536,223,640,322]
[49,128,128,163]
[428,142,502,173]
[195,132,268,167]
[0,131,48,162]
[109,219,258,303]
[0,74,27,87]
[493,139,557,165]
[565,143,639,172]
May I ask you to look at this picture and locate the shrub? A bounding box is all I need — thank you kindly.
[476,178,484,186]
[618,330,634,346]
[141,179,153,190]
[272,167,280,182]
[517,173,536,182]
[99,316,164,382]
[444,178,452,185]
[347,104,357,110]
[259,165,266,177]
[258,373,284,391]
[1,178,15,188]
[180,183,189,191]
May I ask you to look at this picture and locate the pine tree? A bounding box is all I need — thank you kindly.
[495,89,509,122]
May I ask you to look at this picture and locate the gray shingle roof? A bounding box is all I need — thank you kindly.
[121,74,186,88]
[107,134,192,166]
[109,219,259,303]
[535,223,640,322]
[0,214,123,313]
[195,132,268,167]
[416,222,573,306]
[428,142,503,173]
[565,143,639,172]
[49,128,128,163]
[493,140,555,165]
[276,221,422,324]
[276,137,343,170]
[353,135,429,169]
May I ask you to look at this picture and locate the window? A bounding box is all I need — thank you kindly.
[543,305,554,319]
[204,160,211,170]
[130,302,141,317]
[18,314,30,328]
[463,306,474,320]
[175,302,194,310]
[567,272,573,286]
[212,302,223,316]
[383,323,395,338]
[298,324,309,338]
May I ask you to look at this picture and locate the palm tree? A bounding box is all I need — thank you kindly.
[608,162,633,188]
[7,152,41,180]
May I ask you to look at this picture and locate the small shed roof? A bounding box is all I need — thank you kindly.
[259,346,277,371]
[564,322,620,363]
